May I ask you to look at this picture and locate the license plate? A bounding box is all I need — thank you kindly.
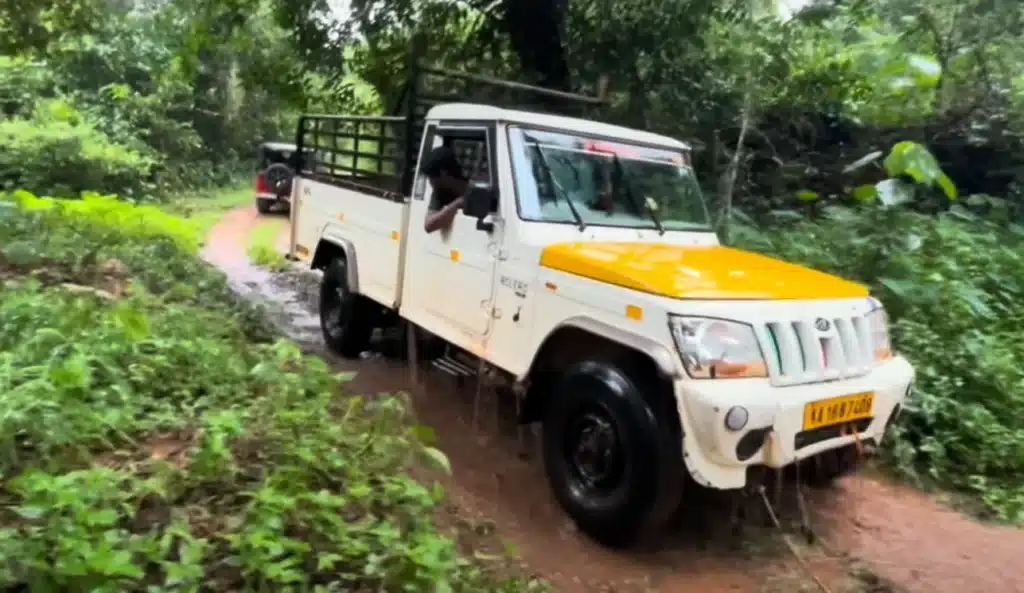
[802,392,874,431]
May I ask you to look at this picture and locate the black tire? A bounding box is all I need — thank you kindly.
[542,360,682,548]
[256,198,274,215]
[264,163,295,197]
[319,258,374,359]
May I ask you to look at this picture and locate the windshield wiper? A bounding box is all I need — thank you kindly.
[610,153,665,236]
[526,138,586,231]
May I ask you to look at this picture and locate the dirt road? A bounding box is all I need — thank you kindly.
[202,204,1024,593]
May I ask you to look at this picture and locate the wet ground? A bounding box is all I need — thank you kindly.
[202,204,1024,593]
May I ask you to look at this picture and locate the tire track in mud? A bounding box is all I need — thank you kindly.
[202,204,1024,593]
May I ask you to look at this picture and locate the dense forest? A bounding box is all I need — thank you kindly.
[1,0,1023,589]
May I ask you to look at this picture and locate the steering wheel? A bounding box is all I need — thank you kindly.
[263,163,295,197]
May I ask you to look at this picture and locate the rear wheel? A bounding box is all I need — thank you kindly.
[319,258,374,358]
[542,360,682,548]
[256,198,274,215]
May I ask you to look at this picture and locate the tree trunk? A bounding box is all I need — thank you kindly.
[500,0,571,98]
[717,94,752,244]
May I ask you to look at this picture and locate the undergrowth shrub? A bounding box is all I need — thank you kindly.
[247,243,289,271]
[0,100,158,198]
[1,190,269,335]
[0,56,56,117]
[246,217,289,272]
[0,192,534,591]
[735,206,1024,522]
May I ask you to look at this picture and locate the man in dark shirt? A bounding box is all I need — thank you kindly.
[422,146,470,233]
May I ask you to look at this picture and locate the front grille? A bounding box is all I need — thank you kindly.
[762,315,874,385]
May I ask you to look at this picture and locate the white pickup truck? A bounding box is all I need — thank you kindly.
[286,67,914,547]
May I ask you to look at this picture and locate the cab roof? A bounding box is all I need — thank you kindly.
[424,103,691,151]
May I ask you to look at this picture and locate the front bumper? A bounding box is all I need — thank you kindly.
[256,191,290,203]
[673,355,914,490]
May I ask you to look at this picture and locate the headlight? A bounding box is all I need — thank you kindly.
[866,307,892,361]
[668,316,768,379]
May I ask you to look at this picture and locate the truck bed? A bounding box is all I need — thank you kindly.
[290,115,414,309]
[293,176,410,309]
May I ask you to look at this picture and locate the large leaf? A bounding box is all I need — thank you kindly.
[883,141,958,200]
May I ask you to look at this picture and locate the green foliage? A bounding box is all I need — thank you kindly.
[0,192,536,591]
[164,183,256,240]
[882,140,957,200]
[802,140,956,207]
[7,190,201,252]
[0,190,267,331]
[246,217,289,271]
[247,245,288,271]
[1,0,317,198]
[0,0,107,55]
[0,99,158,197]
[0,56,56,116]
[734,207,1024,522]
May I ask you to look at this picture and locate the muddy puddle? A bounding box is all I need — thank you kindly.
[201,204,1024,593]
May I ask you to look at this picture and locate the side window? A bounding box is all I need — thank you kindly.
[439,128,498,212]
[413,125,498,212]
[446,135,491,187]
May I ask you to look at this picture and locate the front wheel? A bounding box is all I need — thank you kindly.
[319,258,374,359]
[542,360,681,548]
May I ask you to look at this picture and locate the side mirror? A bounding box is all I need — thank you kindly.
[462,186,496,219]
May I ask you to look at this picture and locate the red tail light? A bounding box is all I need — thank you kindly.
[255,173,271,194]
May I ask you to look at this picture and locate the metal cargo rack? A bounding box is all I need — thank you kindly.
[295,34,607,197]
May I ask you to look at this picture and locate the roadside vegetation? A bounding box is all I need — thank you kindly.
[163,184,255,241]
[247,215,290,271]
[0,192,534,591]
[736,206,1024,521]
[2,2,1023,590]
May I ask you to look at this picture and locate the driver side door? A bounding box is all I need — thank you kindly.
[404,123,502,342]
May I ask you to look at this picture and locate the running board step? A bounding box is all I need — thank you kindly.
[432,355,477,377]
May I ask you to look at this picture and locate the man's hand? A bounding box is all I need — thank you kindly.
[424,196,465,233]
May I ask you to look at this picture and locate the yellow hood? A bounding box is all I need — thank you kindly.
[539,242,867,300]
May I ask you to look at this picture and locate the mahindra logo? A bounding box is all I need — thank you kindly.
[814,318,831,332]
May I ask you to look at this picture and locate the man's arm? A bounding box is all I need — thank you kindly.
[424,196,465,233]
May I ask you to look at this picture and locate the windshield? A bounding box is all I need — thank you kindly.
[507,127,711,231]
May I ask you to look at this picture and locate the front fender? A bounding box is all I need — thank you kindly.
[524,315,682,381]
